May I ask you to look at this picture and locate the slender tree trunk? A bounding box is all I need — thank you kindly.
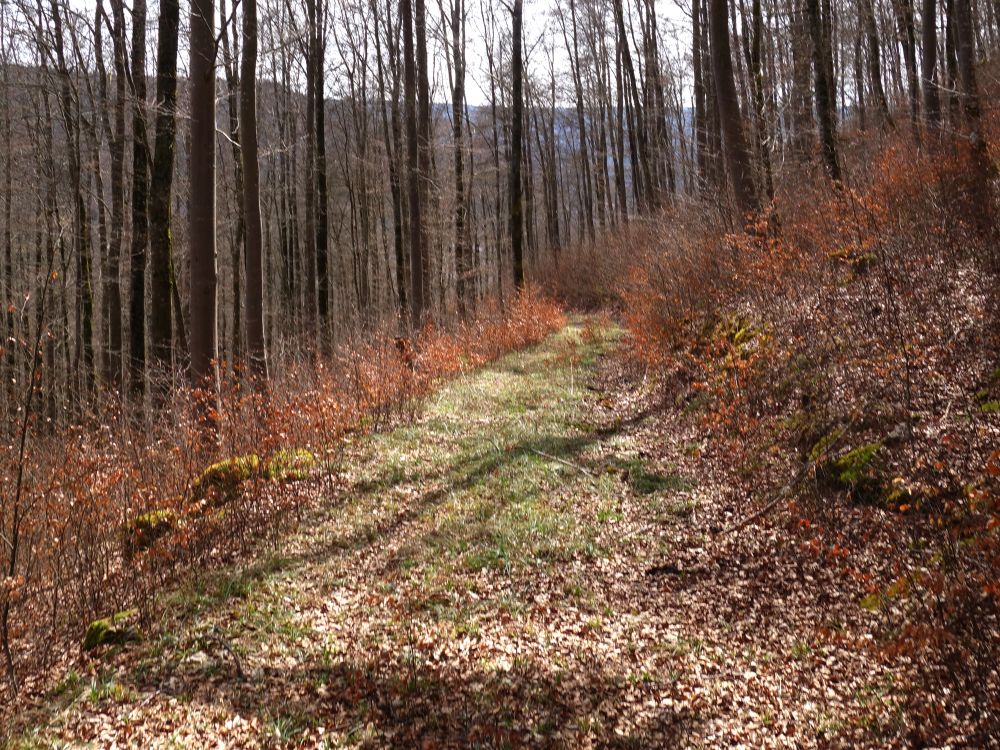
[149,0,179,395]
[790,0,814,156]
[564,0,595,241]
[314,8,330,349]
[450,0,470,313]
[402,0,424,328]
[945,0,960,122]
[955,0,993,191]
[241,0,268,381]
[219,0,245,364]
[510,0,524,289]
[129,0,150,401]
[863,0,893,126]
[189,0,220,428]
[415,0,432,319]
[106,0,127,390]
[693,0,709,191]
[750,0,774,200]
[922,0,941,128]
[709,0,759,214]
[894,0,921,129]
[50,0,95,403]
[805,0,842,179]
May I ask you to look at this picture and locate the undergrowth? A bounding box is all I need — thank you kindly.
[563,128,1000,744]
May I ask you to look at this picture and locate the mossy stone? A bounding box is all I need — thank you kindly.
[192,454,261,507]
[264,448,317,481]
[808,425,847,463]
[83,610,139,651]
[124,509,176,558]
[820,442,885,502]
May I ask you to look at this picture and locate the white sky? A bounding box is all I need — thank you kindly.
[49,0,692,108]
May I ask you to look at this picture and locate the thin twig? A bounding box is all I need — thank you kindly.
[722,421,857,535]
[201,627,247,682]
[530,448,596,477]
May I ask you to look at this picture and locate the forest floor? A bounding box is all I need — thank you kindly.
[8,317,907,748]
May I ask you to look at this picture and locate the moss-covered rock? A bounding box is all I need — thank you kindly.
[191,454,261,507]
[83,610,139,651]
[808,425,847,463]
[820,442,886,503]
[712,313,760,351]
[124,509,176,558]
[828,245,876,273]
[264,448,317,481]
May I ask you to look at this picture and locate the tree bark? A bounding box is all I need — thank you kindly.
[241,0,268,381]
[314,7,330,349]
[509,0,524,289]
[402,0,424,328]
[149,0,179,394]
[805,0,842,179]
[922,0,941,127]
[189,0,220,427]
[863,0,893,127]
[128,0,150,401]
[708,0,759,214]
[415,0,431,319]
[106,0,127,390]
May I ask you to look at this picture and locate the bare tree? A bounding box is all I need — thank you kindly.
[510,0,524,288]
[189,0,220,427]
[242,0,268,381]
[149,0,179,393]
[709,0,759,214]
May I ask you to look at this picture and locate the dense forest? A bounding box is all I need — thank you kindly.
[1,0,998,744]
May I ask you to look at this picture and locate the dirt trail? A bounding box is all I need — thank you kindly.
[8,318,897,748]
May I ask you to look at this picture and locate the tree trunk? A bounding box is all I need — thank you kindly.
[863,0,893,127]
[106,0,127,390]
[241,0,268,381]
[955,0,992,189]
[128,0,150,401]
[450,0,470,313]
[189,0,220,427]
[149,0,179,395]
[805,0,842,179]
[894,0,921,129]
[922,0,941,128]
[402,0,424,328]
[314,8,330,349]
[415,0,432,319]
[708,0,759,214]
[509,0,524,289]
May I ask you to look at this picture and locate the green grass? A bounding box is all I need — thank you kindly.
[348,319,620,580]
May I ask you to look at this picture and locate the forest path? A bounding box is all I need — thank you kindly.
[12,317,893,748]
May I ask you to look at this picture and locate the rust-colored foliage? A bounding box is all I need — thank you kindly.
[608,135,999,740]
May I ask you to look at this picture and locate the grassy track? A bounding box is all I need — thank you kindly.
[9,317,895,749]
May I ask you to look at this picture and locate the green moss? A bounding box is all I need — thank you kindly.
[264,448,317,481]
[190,450,317,508]
[124,509,176,558]
[821,442,885,502]
[711,313,759,349]
[808,425,847,463]
[980,400,1000,414]
[83,610,139,651]
[829,245,876,272]
[192,454,261,507]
